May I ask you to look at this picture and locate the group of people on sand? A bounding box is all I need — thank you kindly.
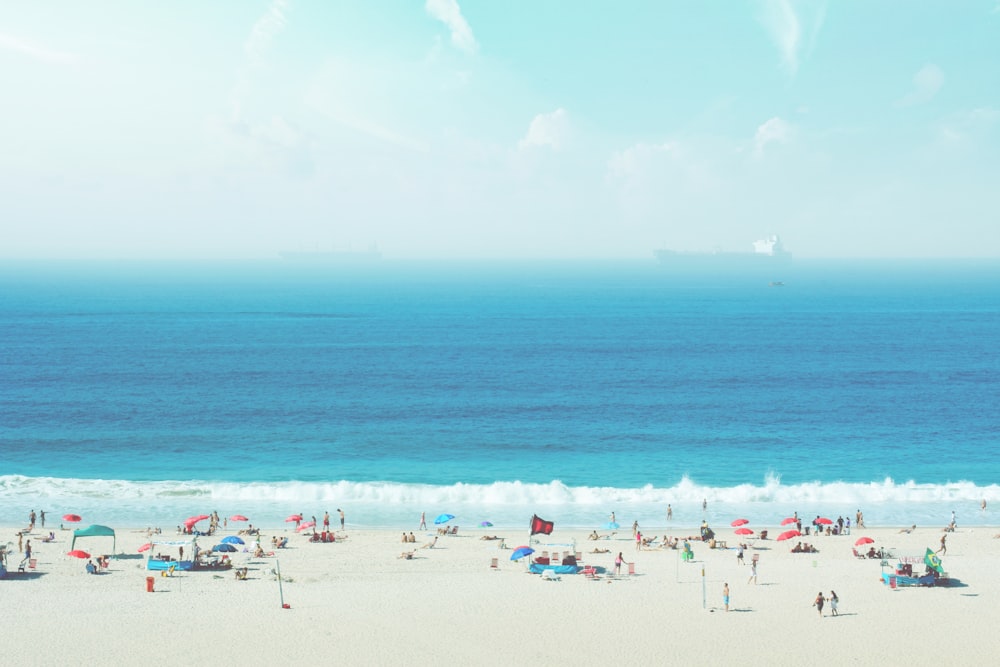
[790,542,819,554]
[813,591,839,617]
[400,532,417,543]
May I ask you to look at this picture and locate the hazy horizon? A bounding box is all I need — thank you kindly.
[2,1,999,260]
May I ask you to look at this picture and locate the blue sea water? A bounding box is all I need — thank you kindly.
[2,259,999,531]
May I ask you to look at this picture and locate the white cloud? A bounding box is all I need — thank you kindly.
[246,0,290,63]
[897,64,944,106]
[758,0,826,75]
[0,32,80,66]
[754,117,793,154]
[425,0,477,54]
[518,108,569,150]
[607,142,674,178]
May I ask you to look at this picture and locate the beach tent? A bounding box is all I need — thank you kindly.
[71,525,116,554]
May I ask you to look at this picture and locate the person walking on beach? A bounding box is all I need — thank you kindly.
[937,534,947,555]
[667,504,672,521]
[723,583,730,612]
[419,512,426,530]
[635,531,642,551]
[856,509,864,528]
[338,508,345,530]
[747,559,758,585]
[829,591,839,616]
[813,591,825,617]
[737,544,745,565]
[614,552,629,575]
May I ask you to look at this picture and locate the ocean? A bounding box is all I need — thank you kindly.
[2,259,999,532]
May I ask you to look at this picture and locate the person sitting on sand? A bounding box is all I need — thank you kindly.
[588,531,600,540]
[591,548,610,554]
[420,536,438,549]
[480,535,502,541]
[398,551,415,559]
[85,560,98,575]
[900,525,916,534]
[866,547,878,559]
[254,545,265,558]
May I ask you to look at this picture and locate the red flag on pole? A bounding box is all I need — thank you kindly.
[530,514,554,535]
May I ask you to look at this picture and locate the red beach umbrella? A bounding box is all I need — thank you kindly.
[285,514,303,523]
[184,514,209,527]
[777,530,801,541]
[855,536,874,546]
[734,527,754,536]
[63,514,82,523]
[230,515,249,522]
[67,550,90,559]
[137,543,152,553]
[816,517,833,525]
[296,521,316,532]
[731,519,749,527]
[780,517,798,526]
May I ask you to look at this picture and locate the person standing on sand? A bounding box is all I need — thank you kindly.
[723,583,730,612]
[737,544,745,565]
[419,512,426,530]
[747,559,758,585]
[632,520,639,537]
[614,552,628,575]
[323,511,330,531]
[813,591,825,617]
[856,509,864,528]
[829,591,839,616]
[338,508,345,530]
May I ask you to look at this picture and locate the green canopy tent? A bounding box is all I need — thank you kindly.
[71,525,116,555]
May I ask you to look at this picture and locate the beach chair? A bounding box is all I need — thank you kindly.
[29,558,37,570]
[541,569,560,581]
[852,549,865,560]
[490,557,498,569]
[581,566,598,579]
[627,562,636,575]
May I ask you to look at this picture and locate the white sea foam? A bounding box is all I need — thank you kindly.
[4,475,998,530]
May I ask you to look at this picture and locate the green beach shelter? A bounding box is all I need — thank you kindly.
[71,525,116,554]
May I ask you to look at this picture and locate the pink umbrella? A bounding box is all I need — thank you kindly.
[184,514,209,527]
[816,517,833,525]
[734,527,754,536]
[137,543,152,553]
[67,550,90,559]
[780,517,798,526]
[855,536,874,546]
[229,515,249,522]
[285,514,302,523]
[777,529,801,541]
[296,521,316,532]
[731,518,749,527]
[63,513,82,523]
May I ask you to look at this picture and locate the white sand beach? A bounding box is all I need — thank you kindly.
[3,522,998,665]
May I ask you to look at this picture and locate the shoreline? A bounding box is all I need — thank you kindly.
[4,522,999,663]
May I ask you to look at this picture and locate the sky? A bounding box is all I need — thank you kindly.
[1,0,999,260]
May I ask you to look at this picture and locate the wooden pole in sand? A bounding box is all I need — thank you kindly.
[276,559,286,608]
[701,565,706,609]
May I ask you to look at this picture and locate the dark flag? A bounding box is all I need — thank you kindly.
[530,514,554,535]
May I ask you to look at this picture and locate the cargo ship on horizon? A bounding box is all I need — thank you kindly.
[654,235,792,267]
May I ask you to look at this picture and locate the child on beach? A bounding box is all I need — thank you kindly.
[813,592,825,617]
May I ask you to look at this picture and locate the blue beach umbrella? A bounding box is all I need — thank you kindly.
[510,547,534,561]
[434,514,455,525]
[604,522,620,530]
[212,543,237,553]
[221,536,244,545]
[480,521,493,527]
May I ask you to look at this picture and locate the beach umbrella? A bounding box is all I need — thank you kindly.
[67,550,90,559]
[780,517,798,526]
[604,522,620,530]
[63,513,82,523]
[296,521,316,532]
[137,543,152,553]
[734,527,754,536]
[855,536,874,546]
[777,530,801,541]
[434,514,455,525]
[285,514,303,523]
[731,518,749,527]
[480,521,493,527]
[229,515,249,522]
[510,547,535,561]
[221,536,244,545]
[212,543,237,553]
[816,517,833,525]
[184,515,209,527]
